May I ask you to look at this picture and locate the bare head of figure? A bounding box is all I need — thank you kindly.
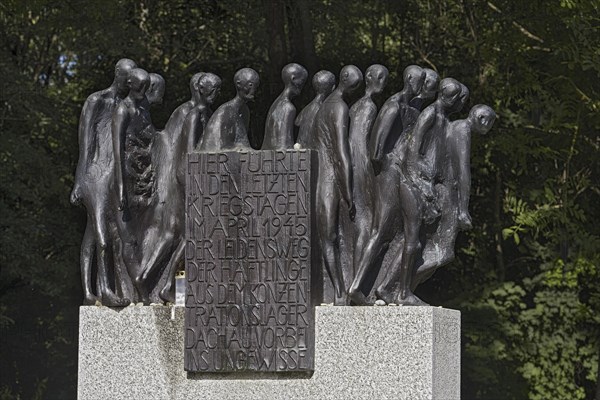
[198,73,222,105]
[403,65,425,96]
[449,82,470,114]
[282,63,308,97]
[419,68,440,101]
[114,58,137,92]
[365,64,389,95]
[437,78,462,111]
[146,73,165,105]
[127,68,150,101]
[312,70,336,96]
[234,68,260,102]
[469,105,496,135]
[190,72,204,97]
[338,65,363,95]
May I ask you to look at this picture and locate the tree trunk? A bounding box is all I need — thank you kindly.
[287,0,318,74]
[263,0,288,99]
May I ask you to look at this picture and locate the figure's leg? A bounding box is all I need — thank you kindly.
[91,204,130,307]
[112,227,134,303]
[136,231,175,305]
[412,184,457,290]
[80,221,99,305]
[375,243,404,304]
[350,196,394,304]
[158,239,185,304]
[411,250,453,290]
[352,207,371,274]
[395,183,428,306]
[317,187,347,306]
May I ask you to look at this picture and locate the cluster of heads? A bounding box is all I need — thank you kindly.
[111,58,495,134]
[399,65,496,134]
[112,58,222,108]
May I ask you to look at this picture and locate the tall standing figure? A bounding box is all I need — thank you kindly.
[150,72,222,304]
[413,104,496,288]
[70,58,137,306]
[348,64,388,283]
[111,67,157,303]
[313,65,362,305]
[198,68,259,152]
[349,66,428,305]
[262,63,308,150]
[384,78,463,305]
[295,70,335,149]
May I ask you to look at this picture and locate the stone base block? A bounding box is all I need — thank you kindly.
[78,306,460,399]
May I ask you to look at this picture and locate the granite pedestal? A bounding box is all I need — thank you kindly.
[78,306,460,399]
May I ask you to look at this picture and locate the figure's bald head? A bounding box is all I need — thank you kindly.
[127,68,150,101]
[438,78,462,110]
[456,82,470,113]
[198,73,222,105]
[403,65,425,95]
[234,68,260,101]
[312,70,335,96]
[338,65,363,95]
[146,73,165,105]
[419,68,440,101]
[190,72,204,95]
[469,104,496,135]
[365,64,389,95]
[281,63,308,97]
[114,58,137,91]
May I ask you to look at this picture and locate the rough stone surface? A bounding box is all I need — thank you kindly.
[78,305,460,399]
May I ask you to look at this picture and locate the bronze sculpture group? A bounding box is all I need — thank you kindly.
[72,58,496,307]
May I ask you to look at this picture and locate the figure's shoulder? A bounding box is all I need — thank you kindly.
[280,98,295,112]
[380,96,400,111]
[301,100,319,114]
[177,101,193,114]
[186,106,201,120]
[418,105,436,119]
[386,93,402,103]
[450,120,471,137]
[364,98,377,113]
[84,90,105,106]
[212,102,229,114]
[209,103,230,121]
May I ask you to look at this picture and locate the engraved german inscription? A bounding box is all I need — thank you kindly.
[184,150,317,372]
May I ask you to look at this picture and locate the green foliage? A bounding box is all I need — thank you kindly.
[0,0,598,398]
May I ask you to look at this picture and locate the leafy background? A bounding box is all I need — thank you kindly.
[1,0,598,399]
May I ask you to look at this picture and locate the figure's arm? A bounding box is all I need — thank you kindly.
[71,96,98,204]
[184,109,200,153]
[454,128,472,229]
[363,102,378,141]
[406,107,435,177]
[112,104,130,210]
[294,105,305,127]
[334,105,355,218]
[283,104,297,147]
[237,104,252,148]
[370,103,397,165]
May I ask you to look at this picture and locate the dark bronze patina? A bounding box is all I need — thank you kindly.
[72,60,495,313]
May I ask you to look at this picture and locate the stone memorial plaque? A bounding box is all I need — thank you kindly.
[184,150,318,372]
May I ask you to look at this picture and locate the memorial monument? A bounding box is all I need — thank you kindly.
[74,57,495,399]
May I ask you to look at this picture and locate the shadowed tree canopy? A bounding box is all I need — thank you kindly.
[0,0,598,398]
